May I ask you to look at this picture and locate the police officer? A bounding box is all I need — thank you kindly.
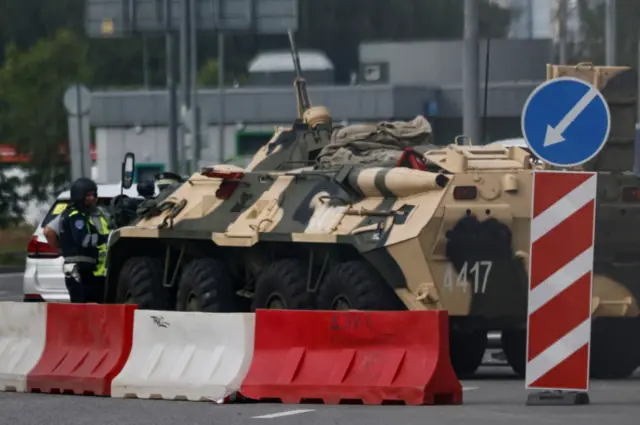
[155,171,183,193]
[58,177,111,303]
[92,203,112,288]
[136,179,156,199]
[44,197,112,281]
[136,171,184,218]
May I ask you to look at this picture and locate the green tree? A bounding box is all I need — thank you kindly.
[197,58,249,87]
[197,58,220,87]
[0,165,25,228]
[0,28,92,201]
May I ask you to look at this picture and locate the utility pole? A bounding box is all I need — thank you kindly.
[217,31,226,162]
[558,0,568,64]
[634,27,640,176]
[463,0,480,145]
[179,0,191,174]
[165,0,179,172]
[189,0,201,171]
[605,0,616,65]
[142,35,150,88]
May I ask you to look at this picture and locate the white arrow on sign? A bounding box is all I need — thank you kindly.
[544,86,599,147]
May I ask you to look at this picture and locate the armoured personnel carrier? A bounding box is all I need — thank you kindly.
[102,37,640,379]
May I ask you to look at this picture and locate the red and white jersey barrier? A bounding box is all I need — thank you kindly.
[526,170,597,391]
[0,301,463,406]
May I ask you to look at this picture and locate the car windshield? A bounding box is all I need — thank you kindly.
[40,197,115,228]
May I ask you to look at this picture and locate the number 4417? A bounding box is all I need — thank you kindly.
[443,261,493,294]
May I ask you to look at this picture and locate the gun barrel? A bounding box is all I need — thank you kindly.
[287,29,311,117]
[348,167,450,198]
[287,30,302,78]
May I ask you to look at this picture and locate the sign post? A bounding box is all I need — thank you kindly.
[521,76,611,406]
[63,84,93,181]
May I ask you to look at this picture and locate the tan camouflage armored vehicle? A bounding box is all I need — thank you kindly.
[103,37,640,379]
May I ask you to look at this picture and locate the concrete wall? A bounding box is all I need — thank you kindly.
[90,85,438,128]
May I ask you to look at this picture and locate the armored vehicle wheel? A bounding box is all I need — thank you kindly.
[500,329,526,378]
[116,256,172,310]
[316,260,406,310]
[176,258,237,312]
[589,317,640,379]
[501,320,640,380]
[252,258,315,310]
[449,329,488,379]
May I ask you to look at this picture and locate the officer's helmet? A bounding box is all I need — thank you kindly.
[70,177,98,207]
[155,171,183,192]
[136,179,155,198]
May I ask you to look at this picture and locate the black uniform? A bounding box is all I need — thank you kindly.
[58,178,109,303]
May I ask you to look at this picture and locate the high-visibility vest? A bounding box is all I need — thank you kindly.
[91,208,111,277]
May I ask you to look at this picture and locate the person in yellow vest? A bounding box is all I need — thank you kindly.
[49,179,113,302]
[92,204,112,286]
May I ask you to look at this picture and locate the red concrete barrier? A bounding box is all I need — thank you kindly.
[27,303,135,396]
[240,309,462,405]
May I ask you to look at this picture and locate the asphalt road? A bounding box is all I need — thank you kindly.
[0,272,23,301]
[2,273,640,424]
[0,368,639,425]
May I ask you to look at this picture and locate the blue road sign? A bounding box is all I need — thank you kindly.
[521,76,611,168]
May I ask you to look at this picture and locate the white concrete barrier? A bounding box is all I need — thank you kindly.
[0,302,47,392]
[111,310,255,401]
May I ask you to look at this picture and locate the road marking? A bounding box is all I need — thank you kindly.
[463,386,479,391]
[544,86,599,147]
[252,409,315,419]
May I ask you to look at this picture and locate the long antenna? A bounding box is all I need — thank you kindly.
[288,30,303,79]
[287,29,311,118]
[482,37,491,144]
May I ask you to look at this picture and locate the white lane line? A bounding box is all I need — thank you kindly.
[250,388,477,416]
[460,382,479,391]
[252,409,316,419]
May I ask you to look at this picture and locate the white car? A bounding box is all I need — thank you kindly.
[23,184,149,302]
[486,137,527,148]
[486,137,542,164]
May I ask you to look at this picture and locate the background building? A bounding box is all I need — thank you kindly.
[89,36,552,183]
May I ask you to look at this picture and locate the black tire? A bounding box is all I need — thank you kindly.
[502,319,640,380]
[316,260,406,310]
[252,258,315,310]
[450,330,488,379]
[176,258,237,312]
[589,317,640,379]
[501,329,526,378]
[116,256,171,310]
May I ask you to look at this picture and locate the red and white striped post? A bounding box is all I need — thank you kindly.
[525,170,597,405]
